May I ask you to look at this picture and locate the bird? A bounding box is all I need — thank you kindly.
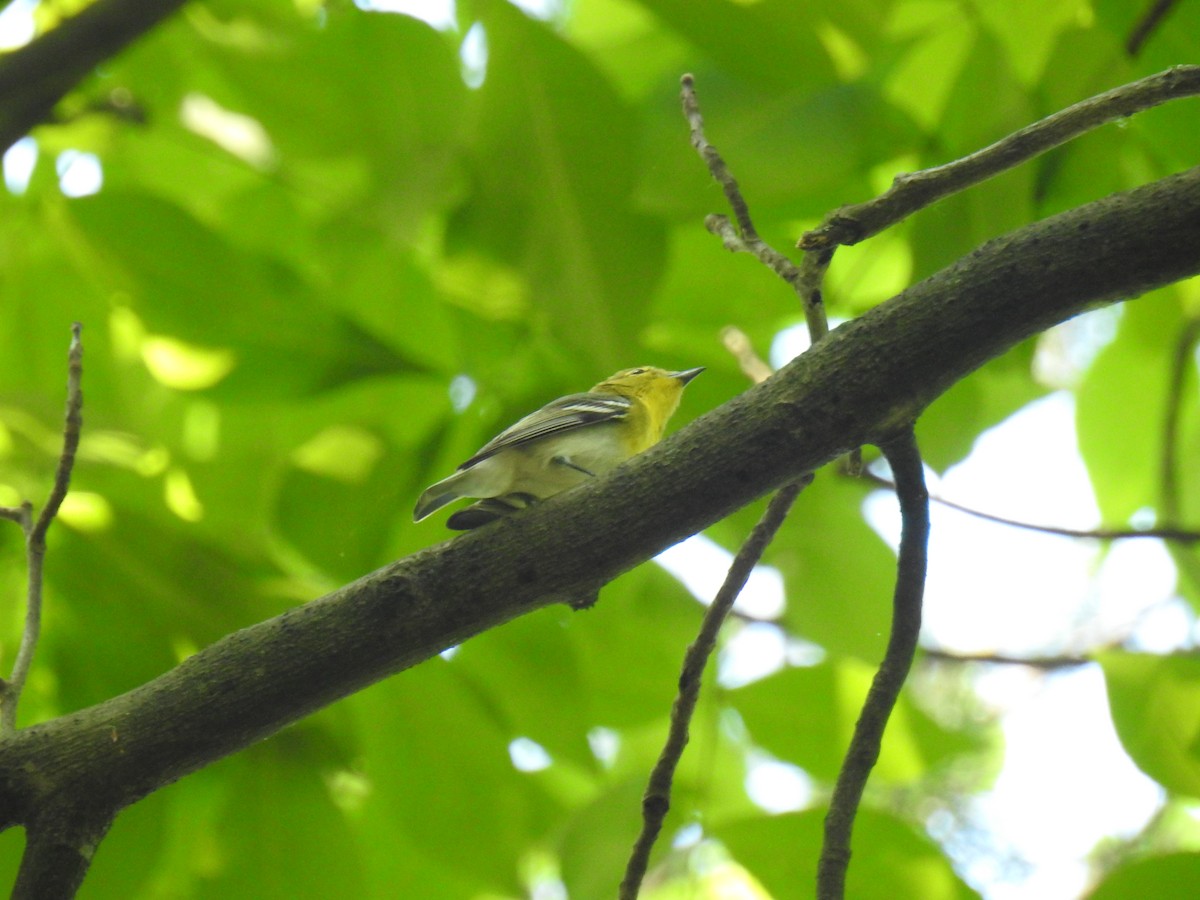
[413,365,704,529]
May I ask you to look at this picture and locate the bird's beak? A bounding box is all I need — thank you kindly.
[672,367,705,385]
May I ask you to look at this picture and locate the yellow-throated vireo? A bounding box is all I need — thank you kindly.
[413,365,704,529]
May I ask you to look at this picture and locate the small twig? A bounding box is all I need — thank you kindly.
[800,65,1200,250]
[682,74,829,344]
[0,505,31,526]
[1,323,84,735]
[796,247,833,344]
[619,478,808,899]
[1160,318,1200,524]
[860,469,1200,543]
[686,75,856,474]
[720,326,773,385]
[1126,0,1182,56]
[818,428,928,899]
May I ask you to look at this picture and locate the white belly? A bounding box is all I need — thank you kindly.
[466,424,627,500]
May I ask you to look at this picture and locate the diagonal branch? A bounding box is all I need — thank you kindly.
[618,479,808,899]
[0,0,190,153]
[618,323,798,899]
[1126,0,1182,56]
[800,65,1200,250]
[681,74,829,342]
[818,428,928,899]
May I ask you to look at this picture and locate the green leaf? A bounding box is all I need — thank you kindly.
[1098,651,1200,797]
[448,565,706,770]
[0,832,21,898]
[919,339,1045,472]
[629,0,837,95]
[191,733,367,898]
[733,657,979,784]
[67,191,423,398]
[450,605,598,770]
[348,658,563,895]
[732,663,847,782]
[449,1,667,369]
[1077,292,1187,523]
[637,77,922,223]
[43,504,283,714]
[1089,852,1200,899]
[209,9,468,231]
[770,474,897,663]
[973,0,1094,86]
[1094,0,1200,75]
[715,807,974,900]
[569,565,705,730]
[556,778,647,900]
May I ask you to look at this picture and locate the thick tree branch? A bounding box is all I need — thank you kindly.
[0,0,190,153]
[0,164,1198,850]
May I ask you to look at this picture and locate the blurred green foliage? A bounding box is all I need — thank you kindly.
[1,0,1198,897]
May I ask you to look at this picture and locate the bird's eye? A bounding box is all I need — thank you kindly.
[628,367,647,375]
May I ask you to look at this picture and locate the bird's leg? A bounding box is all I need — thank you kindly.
[552,456,596,477]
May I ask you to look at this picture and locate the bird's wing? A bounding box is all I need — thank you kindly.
[458,391,631,469]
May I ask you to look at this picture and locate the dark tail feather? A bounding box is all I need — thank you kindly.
[446,493,538,530]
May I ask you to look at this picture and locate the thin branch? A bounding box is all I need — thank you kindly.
[2,324,83,736]
[620,304,797,898]
[796,246,833,343]
[31,323,84,542]
[921,649,1090,670]
[818,428,928,900]
[1160,317,1200,524]
[12,812,111,900]
[1126,0,1182,56]
[620,315,800,893]
[0,504,31,526]
[860,470,1200,544]
[686,71,847,473]
[682,74,829,342]
[800,65,1200,251]
[619,479,808,900]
